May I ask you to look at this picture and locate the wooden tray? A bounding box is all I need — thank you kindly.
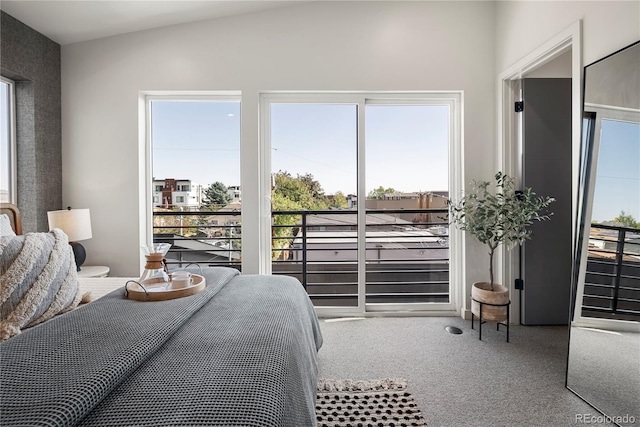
[124,274,206,301]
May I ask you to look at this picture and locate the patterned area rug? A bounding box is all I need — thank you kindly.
[316,378,428,427]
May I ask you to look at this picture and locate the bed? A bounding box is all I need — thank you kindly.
[0,203,22,235]
[0,204,323,427]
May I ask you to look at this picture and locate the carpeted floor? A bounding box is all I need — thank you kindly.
[317,316,619,427]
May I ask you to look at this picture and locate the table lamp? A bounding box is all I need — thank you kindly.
[47,207,92,271]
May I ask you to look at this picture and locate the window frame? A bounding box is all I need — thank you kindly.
[259,91,464,316]
[1,76,17,204]
[141,91,242,257]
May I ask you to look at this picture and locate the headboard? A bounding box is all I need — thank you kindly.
[0,203,22,235]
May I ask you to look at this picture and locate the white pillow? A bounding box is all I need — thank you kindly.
[0,214,16,237]
[1,229,81,341]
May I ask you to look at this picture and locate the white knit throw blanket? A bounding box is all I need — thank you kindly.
[0,229,81,341]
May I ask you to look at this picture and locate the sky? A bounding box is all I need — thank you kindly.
[151,100,241,189]
[150,100,639,223]
[590,119,640,222]
[151,100,450,196]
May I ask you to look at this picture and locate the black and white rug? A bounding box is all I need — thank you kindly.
[316,378,428,427]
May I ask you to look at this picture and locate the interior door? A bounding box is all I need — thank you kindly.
[521,78,573,325]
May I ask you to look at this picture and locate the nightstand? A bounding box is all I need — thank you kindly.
[77,265,110,278]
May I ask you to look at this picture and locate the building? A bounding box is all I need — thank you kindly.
[152,178,203,208]
[204,200,242,238]
[290,229,448,263]
[365,191,449,223]
[227,185,241,202]
[588,225,640,259]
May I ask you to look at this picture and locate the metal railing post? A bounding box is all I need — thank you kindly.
[612,228,626,314]
[302,212,307,289]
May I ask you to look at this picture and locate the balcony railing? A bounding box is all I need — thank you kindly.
[153,207,450,307]
[153,209,242,270]
[272,208,449,306]
[582,223,640,321]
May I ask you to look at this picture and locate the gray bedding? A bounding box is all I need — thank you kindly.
[0,267,323,426]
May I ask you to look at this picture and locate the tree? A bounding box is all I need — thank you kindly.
[273,172,316,208]
[329,191,348,208]
[271,171,334,259]
[612,211,639,229]
[272,171,330,210]
[271,191,303,260]
[203,181,232,208]
[448,172,554,288]
[298,173,325,200]
[153,207,201,237]
[368,186,397,200]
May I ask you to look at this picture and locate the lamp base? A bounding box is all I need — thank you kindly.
[70,242,86,272]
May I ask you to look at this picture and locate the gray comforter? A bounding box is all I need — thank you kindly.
[0,267,323,427]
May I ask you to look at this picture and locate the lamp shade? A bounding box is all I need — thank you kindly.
[47,208,92,242]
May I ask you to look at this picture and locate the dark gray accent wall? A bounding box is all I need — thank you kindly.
[0,11,61,232]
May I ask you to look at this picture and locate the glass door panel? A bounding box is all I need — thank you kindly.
[364,104,450,307]
[270,103,358,307]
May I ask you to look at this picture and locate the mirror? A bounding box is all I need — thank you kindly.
[567,41,640,427]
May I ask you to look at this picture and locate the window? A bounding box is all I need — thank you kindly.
[262,92,462,314]
[0,77,16,203]
[146,95,241,269]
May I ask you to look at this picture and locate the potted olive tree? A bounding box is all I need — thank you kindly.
[448,172,555,321]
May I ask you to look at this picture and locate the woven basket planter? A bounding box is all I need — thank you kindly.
[471,281,509,322]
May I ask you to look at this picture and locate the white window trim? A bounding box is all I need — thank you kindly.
[1,76,17,204]
[139,91,241,272]
[259,91,464,316]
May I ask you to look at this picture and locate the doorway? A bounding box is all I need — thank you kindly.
[497,21,582,324]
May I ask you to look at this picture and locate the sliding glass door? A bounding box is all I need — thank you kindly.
[262,93,461,314]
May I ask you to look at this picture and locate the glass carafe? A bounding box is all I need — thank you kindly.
[138,243,172,283]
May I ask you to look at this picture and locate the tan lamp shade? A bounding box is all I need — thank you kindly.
[47,208,92,242]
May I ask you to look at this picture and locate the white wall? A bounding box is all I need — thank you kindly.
[525,51,572,78]
[496,1,640,72]
[61,1,497,279]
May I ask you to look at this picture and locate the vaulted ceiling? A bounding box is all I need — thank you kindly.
[0,1,310,45]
